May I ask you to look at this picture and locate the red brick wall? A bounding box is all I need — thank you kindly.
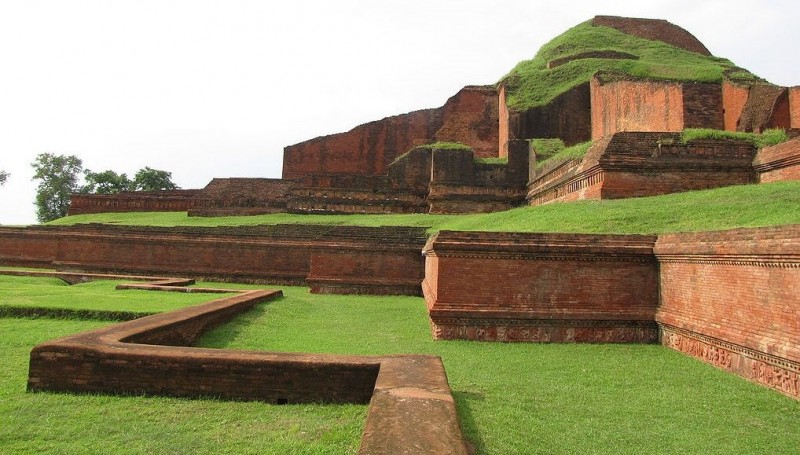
[591,77,684,140]
[516,83,591,146]
[791,87,800,129]
[68,190,201,215]
[282,86,498,180]
[0,225,427,294]
[655,226,800,398]
[591,16,711,55]
[682,83,724,130]
[434,86,499,159]
[754,136,800,182]
[723,81,750,131]
[498,85,510,158]
[423,231,659,342]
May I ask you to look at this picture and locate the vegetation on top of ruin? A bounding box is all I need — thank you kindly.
[534,140,593,169]
[499,20,765,111]
[48,181,800,235]
[416,141,472,150]
[529,138,566,161]
[474,156,508,165]
[3,278,799,453]
[389,141,473,166]
[679,128,789,148]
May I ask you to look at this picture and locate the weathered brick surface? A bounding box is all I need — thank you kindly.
[590,16,711,55]
[282,85,498,181]
[68,190,201,215]
[790,86,800,129]
[0,224,428,295]
[655,226,800,399]
[591,77,684,140]
[738,85,788,133]
[722,81,750,131]
[753,136,800,182]
[188,178,291,216]
[528,132,756,205]
[682,82,724,130]
[509,83,592,146]
[422,231,659,343]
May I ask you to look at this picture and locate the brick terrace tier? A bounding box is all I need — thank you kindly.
[422,230,660,343]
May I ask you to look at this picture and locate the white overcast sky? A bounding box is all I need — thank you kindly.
[1,0,797,224]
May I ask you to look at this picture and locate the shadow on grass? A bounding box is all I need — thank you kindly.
[195,300,274,348]
[453,390,486,454]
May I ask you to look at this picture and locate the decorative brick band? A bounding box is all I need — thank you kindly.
[660,324,800,399]
[21,272,468,454]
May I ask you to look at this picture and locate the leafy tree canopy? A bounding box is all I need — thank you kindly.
[132,167,178,191]
[81,170,133,194]
[0,170,8,185]
[31,153,83,222]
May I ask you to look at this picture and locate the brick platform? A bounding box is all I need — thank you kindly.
[422,230,659,343]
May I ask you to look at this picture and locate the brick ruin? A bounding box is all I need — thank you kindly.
[2,18,797,447]
[16,271,466,454]
[63,16,800,216]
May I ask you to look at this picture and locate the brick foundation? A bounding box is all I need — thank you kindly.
[0,224,427,295]
[655,226,800,399]
[422,231,659,343]
[753,136,800,182]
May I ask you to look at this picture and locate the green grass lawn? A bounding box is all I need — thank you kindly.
[48,181,800,234]
[2,278,799,453]
[0,275,236,320]
[194,285,800,454]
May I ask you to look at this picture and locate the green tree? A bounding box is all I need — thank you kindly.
[0,170,8,185]
[81,169,133,194]
[132,166,178,191]
[31,153,83,222]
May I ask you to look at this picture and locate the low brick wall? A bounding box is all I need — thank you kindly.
[0,224,427,295]
[24,272,468,454]
[527,132,757,205]
[68,190,201,215]
[422,231,659,342]
[754,136,800,183]
[655,226,800,399]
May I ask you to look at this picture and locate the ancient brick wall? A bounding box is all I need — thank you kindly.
[498,85,511,157]
[682,83,724,130]
[590,16,711,55]
[722,81,750,131]
[753,136,800,182]
[433,85,499,158]
[282,85,498,181]
[189,178,292,216]
[738,85,788,133]
[422,231,660,342]
[512,83,591,146]
[0,224,427,295]
[655,226,800,399]
[590,77,685,140]
[68,190,201,215]
[527,132,756,205]
[791,87,800,129]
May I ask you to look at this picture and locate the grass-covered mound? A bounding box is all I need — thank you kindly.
[500,19,764,111]
[48,181,800,234]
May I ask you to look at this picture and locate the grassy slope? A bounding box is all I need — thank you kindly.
[2,278,799,453]
[500,21,762,111]
[196,285,800,454]
[48,181,800,234]
[0,276,235,317]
